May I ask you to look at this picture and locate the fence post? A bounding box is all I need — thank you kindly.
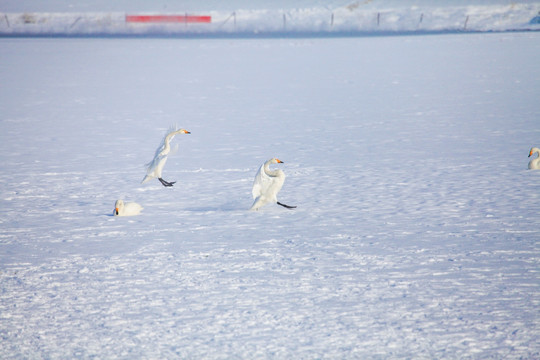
[220,12,236,30]
[70,16,82,29]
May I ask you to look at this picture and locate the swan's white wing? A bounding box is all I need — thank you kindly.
[144,153,167,173]
[152,125,179,158]
[141,153,169,183]
[142,126,182,184]
[124,202,143,216]
[268,170,285,202]
[252,163,272,199]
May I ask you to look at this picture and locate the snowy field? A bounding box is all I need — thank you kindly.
[1,32,540,358]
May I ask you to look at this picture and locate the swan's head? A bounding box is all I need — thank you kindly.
[271,158,284,164]
[529,147,540,157]
[169,128,190,137]
[114,200,124,216]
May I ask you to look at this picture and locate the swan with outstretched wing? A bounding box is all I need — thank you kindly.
[141,126,190,187]
[250,158,296,211]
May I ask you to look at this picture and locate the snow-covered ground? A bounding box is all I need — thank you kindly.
[1,30,540,358]
[1,1,540,36]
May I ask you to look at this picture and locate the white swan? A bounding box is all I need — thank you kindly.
[141,126,190,187]
[113,200,143,216]
[529,147,540,170]
[250,158,296,211]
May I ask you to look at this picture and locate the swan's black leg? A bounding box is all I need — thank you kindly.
[158,178,176,187]
[277,202,296,209]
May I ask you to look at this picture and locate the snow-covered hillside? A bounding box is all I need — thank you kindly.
[1,2,540,36]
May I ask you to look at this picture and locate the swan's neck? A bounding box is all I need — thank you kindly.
[264,161,280,177]
[163,133,175,152]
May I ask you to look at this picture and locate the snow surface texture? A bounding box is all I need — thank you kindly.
[0,2,540,36]
[1,32,540,358]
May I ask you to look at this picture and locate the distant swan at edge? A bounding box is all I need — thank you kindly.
[529,147,540,170]
[141,126,190,187]
[250,158,296,211]
[114,199,143,216]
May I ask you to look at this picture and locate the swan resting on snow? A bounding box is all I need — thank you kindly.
[114,199,143,216]
[529,147,540,170]
[250,158,296,211]
[141,126,191,187]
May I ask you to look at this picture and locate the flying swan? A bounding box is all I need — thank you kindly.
[250,158,296,211]
[529,147,540,170]
[141,126,191,187]
[113,199,143,216]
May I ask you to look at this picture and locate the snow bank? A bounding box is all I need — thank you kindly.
[1,4,540,36]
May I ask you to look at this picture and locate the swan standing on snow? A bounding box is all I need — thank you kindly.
[141,126,191,187]
[250,158,296,211]
[529,147,540,169]
[113,200,143,216]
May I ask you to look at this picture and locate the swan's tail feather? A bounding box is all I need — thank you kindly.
[250,197,263,211]
[141,175,152,184]
[144,160,153,170]
[277,202,296,209]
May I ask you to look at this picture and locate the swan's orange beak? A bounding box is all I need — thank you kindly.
[276,159,283,163]
[529,150,533,157]
[183,129,191,134]
[115,208,119,215]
